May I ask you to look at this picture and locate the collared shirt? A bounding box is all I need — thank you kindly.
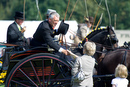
[15,22,21,31]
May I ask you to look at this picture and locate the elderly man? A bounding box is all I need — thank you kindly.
[7,11,26,47]
[30,12,69,55]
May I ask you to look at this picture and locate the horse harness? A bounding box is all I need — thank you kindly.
[121,49,128,65]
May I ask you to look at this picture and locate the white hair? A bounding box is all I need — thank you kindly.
[83,41,96,56]
[47,9,56,15]
[48,12,60,19]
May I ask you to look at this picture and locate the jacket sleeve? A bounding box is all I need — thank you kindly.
[42,28,60,51]
[7,25,22,42]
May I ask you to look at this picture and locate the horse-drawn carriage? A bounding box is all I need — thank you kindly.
[0,44,72,87]
[1,26,128,87]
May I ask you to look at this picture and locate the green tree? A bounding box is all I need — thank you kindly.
[0,0,130,29]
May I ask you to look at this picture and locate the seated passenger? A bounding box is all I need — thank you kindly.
[7,11,28,50]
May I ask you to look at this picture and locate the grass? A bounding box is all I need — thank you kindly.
[0,83,5,87]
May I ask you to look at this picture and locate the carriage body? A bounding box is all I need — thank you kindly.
[0,46,72,87]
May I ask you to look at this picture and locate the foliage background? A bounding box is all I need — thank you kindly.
[0,0,130,30]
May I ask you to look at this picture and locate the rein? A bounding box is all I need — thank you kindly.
[95,50,106,54]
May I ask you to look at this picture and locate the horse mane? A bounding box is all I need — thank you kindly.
[86,27,107,39]
[80,27,108,46]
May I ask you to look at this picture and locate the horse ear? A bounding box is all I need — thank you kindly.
[107,25,112,33]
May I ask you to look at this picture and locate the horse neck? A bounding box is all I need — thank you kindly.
[89,31,108,63]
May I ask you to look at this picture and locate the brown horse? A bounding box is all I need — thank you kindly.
[95,41,130,87]
[96,47,130,87]
[93,34,130,87]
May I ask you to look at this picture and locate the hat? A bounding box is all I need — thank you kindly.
[58,20,69,35]
[14,11,24,19]
[84,16,94,24]
[47,9,56,15]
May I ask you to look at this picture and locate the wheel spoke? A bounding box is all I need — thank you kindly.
[29,61,42,87]
[19,68,38,87]
[49,72,61,86]
[46,59,55,87]
[11,80,31,87]
[42,59,45,87]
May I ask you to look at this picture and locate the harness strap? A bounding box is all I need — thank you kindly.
[121,50,127,65]
[88,40,114,50]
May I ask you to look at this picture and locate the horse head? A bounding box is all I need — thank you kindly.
[80,26,118,50]
[104,25,119,50]
[74,26,118,61]
[72,25,118,58]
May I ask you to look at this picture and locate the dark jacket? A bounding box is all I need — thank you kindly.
[31,20,60,51]
[7,22,25,46]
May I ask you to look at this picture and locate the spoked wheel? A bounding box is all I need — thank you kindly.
[5,53,71,87]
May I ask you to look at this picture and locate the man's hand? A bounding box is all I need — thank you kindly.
[62,49,69,55]
[21,26,26,33]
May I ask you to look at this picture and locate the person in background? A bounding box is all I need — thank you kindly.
[4,11,27,70]
[7,11,27,49]
[0,11,27,82]
[111,64,129,87]
[70,16,94,46]
[70,41,96,87]
[30,12,69,55]
[46,9,56,20]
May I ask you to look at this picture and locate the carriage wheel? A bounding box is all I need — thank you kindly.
[5,53,71,87]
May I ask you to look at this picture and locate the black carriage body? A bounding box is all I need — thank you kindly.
[3,46,71,87]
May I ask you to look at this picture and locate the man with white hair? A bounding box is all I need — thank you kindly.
[30,12,69,55]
